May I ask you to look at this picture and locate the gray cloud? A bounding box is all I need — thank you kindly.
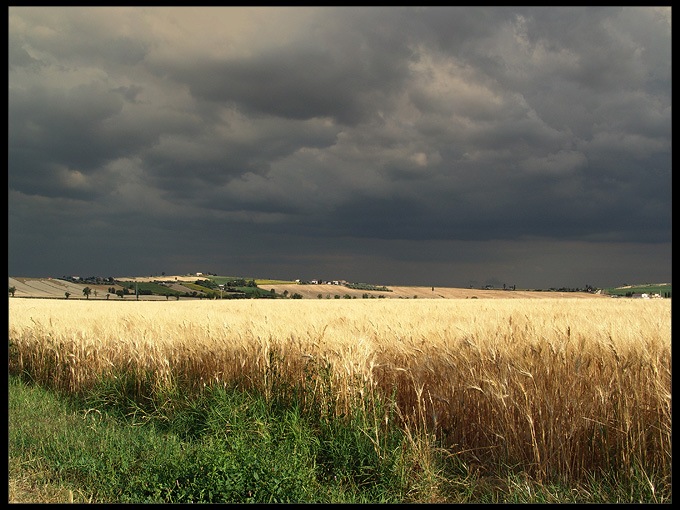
[8,6,671,288]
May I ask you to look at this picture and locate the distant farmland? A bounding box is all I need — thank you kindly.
[8,276,615,301]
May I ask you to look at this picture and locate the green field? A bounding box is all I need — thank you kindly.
[117,278,275,299]
[602,283,671,297]
[118,281,181,297]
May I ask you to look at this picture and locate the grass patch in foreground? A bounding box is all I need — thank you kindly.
[9,375,423,503]
[9,375,668,503]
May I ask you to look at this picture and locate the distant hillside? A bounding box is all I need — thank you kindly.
[602,283,672,297]
[9,276,612,300]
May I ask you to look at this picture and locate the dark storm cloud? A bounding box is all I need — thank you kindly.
[8,6,671,288]
[156,9,415,125]
[167,49,391,125]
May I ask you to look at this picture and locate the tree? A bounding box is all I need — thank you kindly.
[65,292,71,299]
[9,286,16,297]
[83,287,92,299]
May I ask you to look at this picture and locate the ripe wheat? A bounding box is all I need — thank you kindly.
[9,298,671,481]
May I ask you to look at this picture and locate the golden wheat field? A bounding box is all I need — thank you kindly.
[8,297,671,482]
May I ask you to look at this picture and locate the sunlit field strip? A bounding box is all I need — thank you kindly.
[9,298,671,482]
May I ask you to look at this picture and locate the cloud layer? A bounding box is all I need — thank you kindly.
[8,7,671,288]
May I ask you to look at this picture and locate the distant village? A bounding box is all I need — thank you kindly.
[610,292,664,299]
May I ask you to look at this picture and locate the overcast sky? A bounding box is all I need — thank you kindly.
[8,6,672,289]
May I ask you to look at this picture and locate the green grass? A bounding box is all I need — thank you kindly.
[9,375,419,503]
[118,281,181,297]
[204,276,254,286]
[9,374,669,503]
[191,278,279,298]
[116,277,271,299]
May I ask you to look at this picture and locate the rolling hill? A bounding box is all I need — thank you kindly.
[8,276,611,300]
